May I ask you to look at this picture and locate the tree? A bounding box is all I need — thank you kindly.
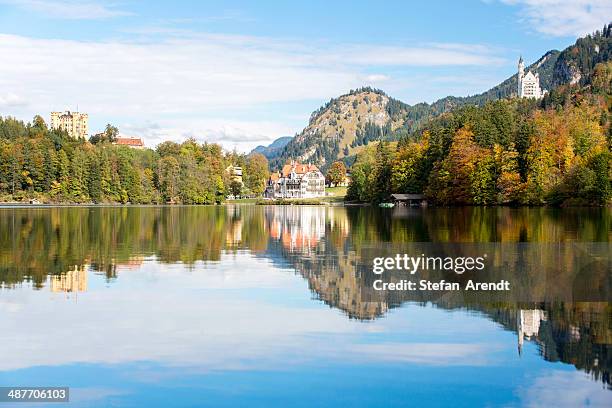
[229,180,242,198]
[57,150,70,196]
[587,151,611,204]
[42,148,56,192]
[326,161,346,187]
[104,124,119,143]
[346,145,376,202]
[88,154,102,203]
[69,149,89,201]
[90,124,119,144]
[157,156,180,203]
[592,61,612,95]
[245,153,269,196]
[391,135,428,194]
[371,142,394,202]
[494,144,523,204]
[426,127,488,204]
[30,115,48,138]
[470,155,496,205]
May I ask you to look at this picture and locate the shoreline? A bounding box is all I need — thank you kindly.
[0,201,608,208]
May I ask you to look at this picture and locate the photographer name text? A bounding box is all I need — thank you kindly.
[372,254,510,292]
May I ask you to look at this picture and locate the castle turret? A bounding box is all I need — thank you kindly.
[518,56,525,97]
[517,55,544,99]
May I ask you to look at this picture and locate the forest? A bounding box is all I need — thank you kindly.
[0,119,269,204]
[347,61,612,206]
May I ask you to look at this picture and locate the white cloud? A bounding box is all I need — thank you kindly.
[519,370,612,407]
[365,74,390,82]
[340,44,503,66]
[0,0,131,19]
[121,119,296,151]
[0,32,502,151]
[0,92,27,108]
[501,0,612,37]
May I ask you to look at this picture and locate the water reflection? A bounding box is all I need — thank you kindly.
[50,265,87,294]
[0,205,610,396]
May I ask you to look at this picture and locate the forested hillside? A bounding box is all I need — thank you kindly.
[272,25,611,171]
[553,24,612,86]
[347,61,612,206]
[0,119,269,204]
[1,26,609,205]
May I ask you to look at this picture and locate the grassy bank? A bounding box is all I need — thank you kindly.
[2,187,351,206]
[325,186,347,202]
[256,198,326,205]
[224,198,260,204]
[254,186,348,205]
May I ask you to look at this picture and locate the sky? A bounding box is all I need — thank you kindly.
[0,0,610,152]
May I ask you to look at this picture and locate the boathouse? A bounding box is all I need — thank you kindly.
[391,194,427,207]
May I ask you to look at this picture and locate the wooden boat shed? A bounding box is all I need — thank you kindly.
[391,194,427,207]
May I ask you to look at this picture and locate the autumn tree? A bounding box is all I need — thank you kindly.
[104,124,119,143]
[391,132,429,194]
[229,180,242,198]
[30,115,48,138]
[426,127,490,204]
[157,156,180,203]
[346,145,376,202]
[326,161,346,187]
[245,153,269,196]
[494,144,523,204]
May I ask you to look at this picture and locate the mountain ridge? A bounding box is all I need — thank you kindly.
[251,136,292,160]
[267,25,611,171]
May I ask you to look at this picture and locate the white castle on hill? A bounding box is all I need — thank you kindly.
[50,110,88,139]
[518,56,546,99]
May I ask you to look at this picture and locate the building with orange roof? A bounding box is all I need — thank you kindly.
[265,160,325,199]
[113,136,145,149]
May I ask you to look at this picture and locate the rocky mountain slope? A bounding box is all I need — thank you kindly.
[269,88,410,170]
[270,25,611,171]
[553,24,612,86]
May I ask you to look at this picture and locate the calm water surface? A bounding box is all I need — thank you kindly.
[0,206,610,407]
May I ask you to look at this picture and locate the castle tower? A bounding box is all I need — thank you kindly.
[50,110,89,139]
[517,309,547,356]
[518,56,525,97]
[517,55,545,99]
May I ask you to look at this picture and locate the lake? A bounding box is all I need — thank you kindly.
[0,205,610,407]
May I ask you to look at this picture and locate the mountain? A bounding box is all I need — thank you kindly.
[251,136,292,160]
[271,25,611,171]
[269,87,411,170]
[552,24,612,86]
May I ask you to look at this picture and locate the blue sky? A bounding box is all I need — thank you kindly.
[0,0,610,151]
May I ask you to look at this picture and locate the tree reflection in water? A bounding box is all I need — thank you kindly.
[0,205,609,388]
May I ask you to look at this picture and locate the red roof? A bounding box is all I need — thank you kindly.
[281,162,319,177]
[115,137,144,147]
